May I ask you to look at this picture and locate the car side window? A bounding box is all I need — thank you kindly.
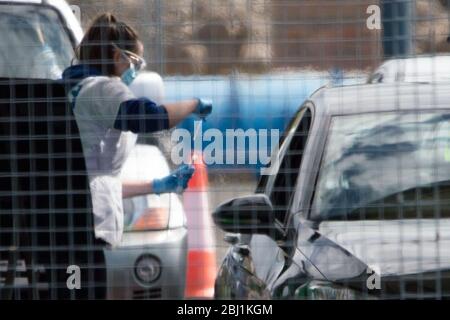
[347,181,450,220]
[258,107,312,224]
[311,112,450,221]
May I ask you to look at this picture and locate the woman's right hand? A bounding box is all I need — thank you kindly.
[194,98,213,120]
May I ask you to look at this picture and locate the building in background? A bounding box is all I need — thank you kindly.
[69,0,450,75]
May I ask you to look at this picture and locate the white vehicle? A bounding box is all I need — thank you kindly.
[106,144,188,299]
[0,0,82,79]
[368,55,450,84]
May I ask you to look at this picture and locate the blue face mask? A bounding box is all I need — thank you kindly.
[121,64,137,86]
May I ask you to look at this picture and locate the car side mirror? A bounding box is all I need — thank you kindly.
[213,194,277,236]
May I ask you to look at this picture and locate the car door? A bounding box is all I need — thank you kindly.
[296,111,450,299]
[215,106,313,299]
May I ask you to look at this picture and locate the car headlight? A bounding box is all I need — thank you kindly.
[124,194,185,231]
[134,255,162,284]
[132,207,169,231]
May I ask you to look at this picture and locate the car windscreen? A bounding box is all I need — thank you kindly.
[0,4,74,79]
[311,111,450,221]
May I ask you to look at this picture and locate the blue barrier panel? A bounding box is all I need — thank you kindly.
[165,72,362,173]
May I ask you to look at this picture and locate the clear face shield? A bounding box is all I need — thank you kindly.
[112,43,147,72]
[112,43,147,85]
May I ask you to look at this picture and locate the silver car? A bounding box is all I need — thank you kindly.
[104,144,188,299]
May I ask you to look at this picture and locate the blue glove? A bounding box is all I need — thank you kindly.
[194,98,213,120]
[152,164,195,195]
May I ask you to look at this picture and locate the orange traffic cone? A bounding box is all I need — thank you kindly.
[183,151,217,299]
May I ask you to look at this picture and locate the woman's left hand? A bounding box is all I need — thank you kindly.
[152,164,195,195]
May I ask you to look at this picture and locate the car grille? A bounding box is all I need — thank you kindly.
[133,287,162,300]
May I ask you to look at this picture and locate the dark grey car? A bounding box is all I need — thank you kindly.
[214,82,450,299]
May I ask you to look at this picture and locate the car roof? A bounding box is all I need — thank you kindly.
[371,55,450,83]
[0,0,42,4]
[309,82,450,117]
[380,54,450,66]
